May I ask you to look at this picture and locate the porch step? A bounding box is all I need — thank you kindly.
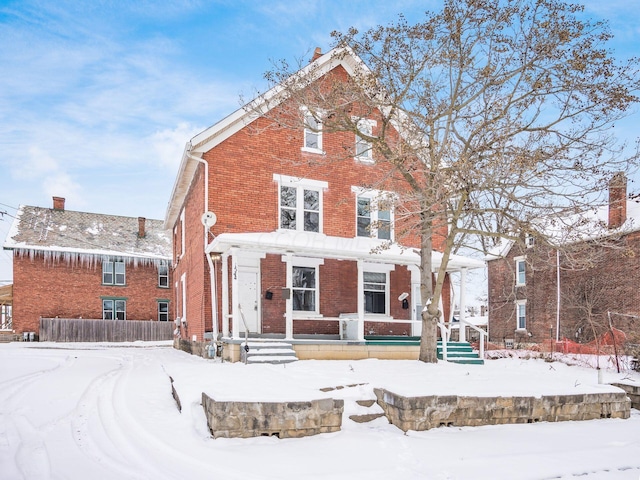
[437,341,484,365]
[243,340,298,365]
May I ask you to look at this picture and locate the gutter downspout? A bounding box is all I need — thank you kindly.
[555,249,560,342]
[186,151,219,351]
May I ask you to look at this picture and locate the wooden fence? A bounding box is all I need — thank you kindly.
[39,318,175,343]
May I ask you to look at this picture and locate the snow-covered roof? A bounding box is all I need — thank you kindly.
[206,230,485,271]
[3,205,171,264]
[486,198,640,260]
[164,46,367,229]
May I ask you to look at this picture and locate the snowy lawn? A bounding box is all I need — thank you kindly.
[1,342,639,480]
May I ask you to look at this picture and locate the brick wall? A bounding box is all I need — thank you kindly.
[11,252,172,335]
[488,232,640,345]
[173,65,448,342]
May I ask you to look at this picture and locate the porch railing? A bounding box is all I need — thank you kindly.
[237,304,250,364]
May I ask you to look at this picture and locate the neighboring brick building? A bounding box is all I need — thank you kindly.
[165,47,484,351]
[3,197,172,337]
[487,174,640,346]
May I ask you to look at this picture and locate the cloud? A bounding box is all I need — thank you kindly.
[148,122,203,170]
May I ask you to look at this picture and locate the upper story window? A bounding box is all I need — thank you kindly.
[353,187,394,240]
[302,109,323,153]
[274,174,328,233]
[515,256,526,286]
[103,259,125,285]
[158,262,169,288]
[355,119,376,162]
[179,209,185,258]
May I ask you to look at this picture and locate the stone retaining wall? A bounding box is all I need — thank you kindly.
[612,383,640,409]
[374,388,630,432]
[201,394,343,439]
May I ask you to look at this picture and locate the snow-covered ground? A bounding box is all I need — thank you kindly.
[1,342,639,480]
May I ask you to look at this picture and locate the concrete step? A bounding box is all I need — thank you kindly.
[437,341,484,365]
[243,340,298,364]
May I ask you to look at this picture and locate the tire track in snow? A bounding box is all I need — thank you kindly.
[69,357,150,480]
[0,354,76,406]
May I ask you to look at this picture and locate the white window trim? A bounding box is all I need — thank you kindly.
[274,174,328,233]
[352,186,395,241]
[362,262,395,317]
[180,273,187,325]
[179,209,185,258]
[285,256,324,317]
[301,107,324,154]
[515,256,526,286]
[158,300,169,322]
[515,299,527,331]
[354,118,377,163]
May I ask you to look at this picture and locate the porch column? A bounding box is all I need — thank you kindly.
[459,268,467,343]
[231,250,240,340]
[284,253,294,340]
[221,253,230,338]
[356,259,365,341]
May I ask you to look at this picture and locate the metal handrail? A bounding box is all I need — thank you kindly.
[437,322,450,361]
[237,304,250,364]
[458,318,487,360]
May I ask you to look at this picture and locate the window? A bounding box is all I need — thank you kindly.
[274,174,327,233]
[303,109,322,153]
[103,299,126,320]
[525,234,535,248]
[158,301,169,322]
[355,119,376,162]
[516,300,527,330]
[158,262,169,288]
[103,259,125,285]
[180,273,187,324]
[354,188,394,240]
[292,266,317,312]
[515,257,526,286]
[364,272,387,314]
[180,209,185,258]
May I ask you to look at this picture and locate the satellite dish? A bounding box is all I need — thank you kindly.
[201,211,217,227]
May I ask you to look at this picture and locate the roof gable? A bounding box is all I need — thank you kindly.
[164,47,367,228]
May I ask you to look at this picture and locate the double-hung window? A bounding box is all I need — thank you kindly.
[274,174,327,233]
[302,109,323,153]
[516,300,527,330]
[158,300,169,322]
[158,262,169,288]
[103,259,125,285]
[355,119,376,162]
[103,298,126,320]
[292,266,317,313]
[353,188,394,240]
[364,272,387,314]
[515,256,526,286]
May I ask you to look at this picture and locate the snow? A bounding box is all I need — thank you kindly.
[1,342,639,480]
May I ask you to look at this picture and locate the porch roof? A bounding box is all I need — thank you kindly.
[205,231,485,272]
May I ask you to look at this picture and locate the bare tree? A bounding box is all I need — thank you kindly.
[257,0,640,362]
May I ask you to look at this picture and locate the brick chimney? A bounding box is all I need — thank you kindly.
[311,47,322,62]
[52,196,65,211]
[138,217,146,238]
[608,172,627,229]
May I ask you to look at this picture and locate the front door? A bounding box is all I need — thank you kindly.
[238,269,260,333]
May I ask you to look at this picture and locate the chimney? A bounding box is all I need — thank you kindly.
[608,172,627,229]
[311,47,322,62]
[138,217,146,238]
[52,196,65,211]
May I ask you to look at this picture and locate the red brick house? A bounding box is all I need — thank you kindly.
[3,197,172,338]
[487,174,640,347]
[165,47,484,360]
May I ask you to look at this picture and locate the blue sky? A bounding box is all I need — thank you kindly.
[1,0,639,284]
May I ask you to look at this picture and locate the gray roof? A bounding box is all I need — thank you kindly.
[3,205,171,262]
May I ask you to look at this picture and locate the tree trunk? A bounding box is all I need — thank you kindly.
[418,215,439,363]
